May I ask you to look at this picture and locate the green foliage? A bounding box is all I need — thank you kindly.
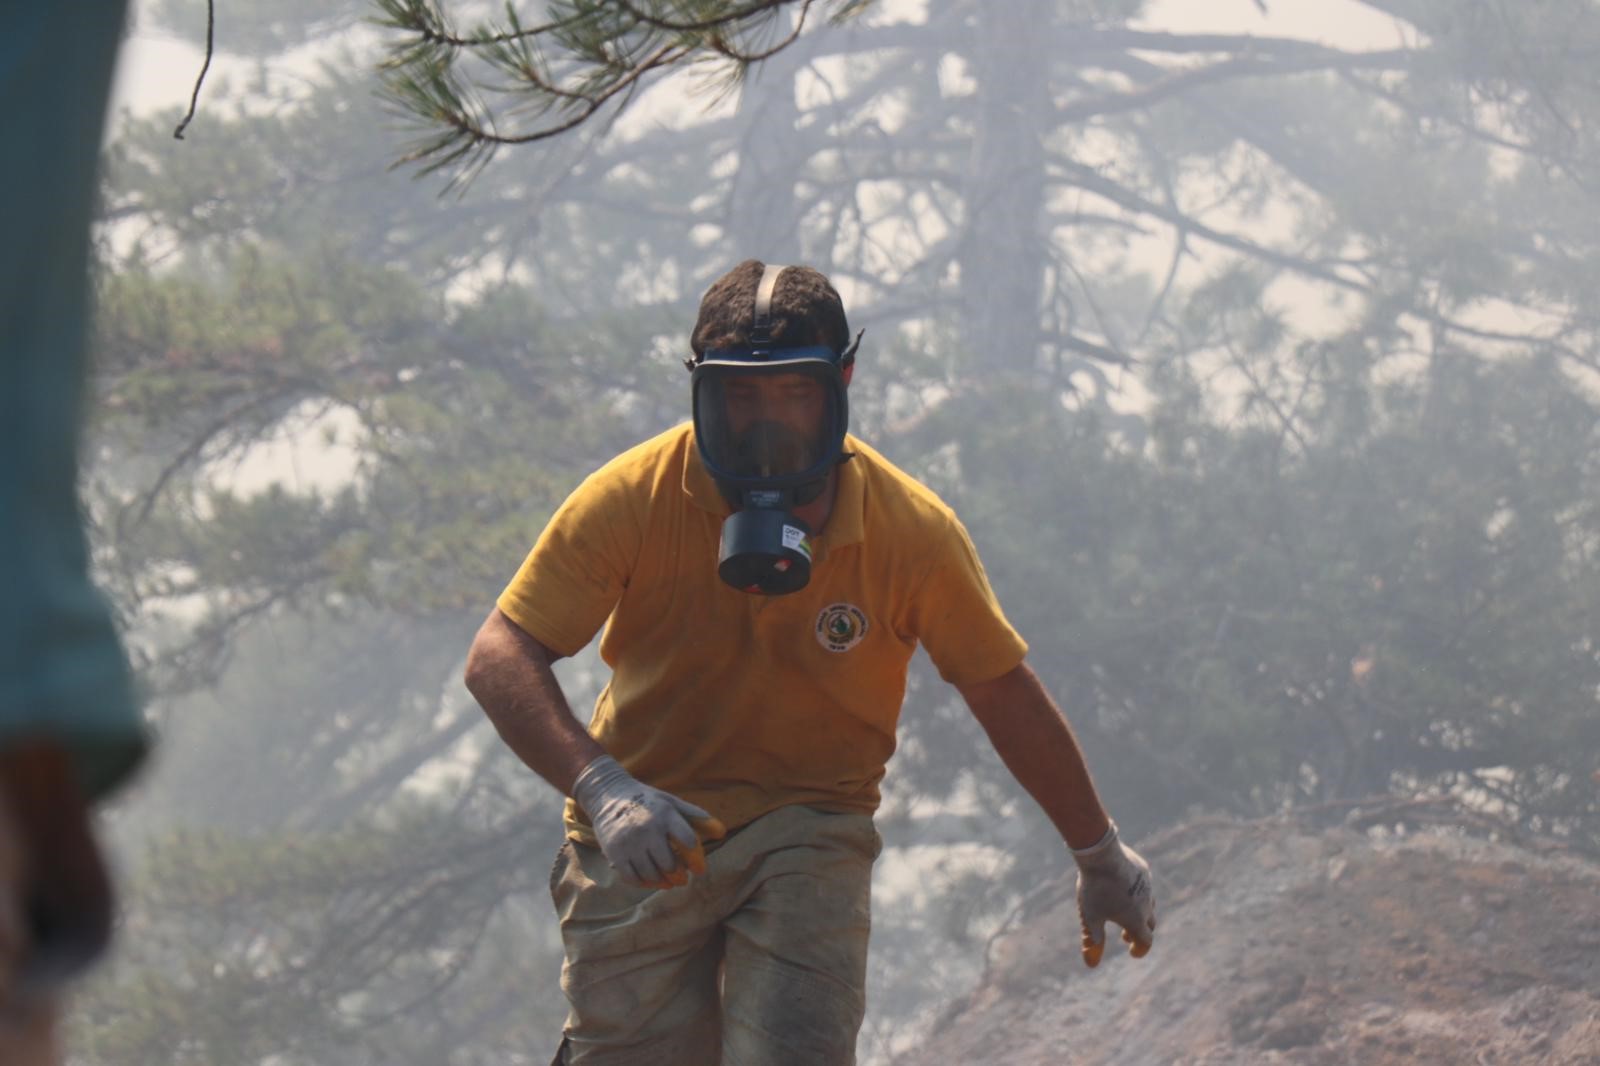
[73,805,563,1064]
[878,336,1600,926]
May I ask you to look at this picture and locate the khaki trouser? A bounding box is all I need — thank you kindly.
[550,804,881,1066]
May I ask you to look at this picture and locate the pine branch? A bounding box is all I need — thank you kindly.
[372,0,855,185]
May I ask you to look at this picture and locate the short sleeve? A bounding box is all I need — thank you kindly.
[496,463,643,657]
[907,514,1028,686]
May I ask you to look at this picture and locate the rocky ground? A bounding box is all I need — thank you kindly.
[893,803,1600,1065]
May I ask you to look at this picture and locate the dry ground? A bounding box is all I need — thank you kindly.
[893,805,1600,1065]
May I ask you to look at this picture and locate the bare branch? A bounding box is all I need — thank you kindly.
[172,0,216,140]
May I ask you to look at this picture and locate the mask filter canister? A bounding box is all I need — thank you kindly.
[717,501,812,595]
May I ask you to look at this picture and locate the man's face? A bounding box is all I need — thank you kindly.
[721,372,827,439]
[692,348,850,486]
[719,372,828,479]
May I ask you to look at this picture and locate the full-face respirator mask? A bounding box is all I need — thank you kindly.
[688,264,860,595]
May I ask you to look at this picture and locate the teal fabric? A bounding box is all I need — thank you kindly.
[0,1,148,800]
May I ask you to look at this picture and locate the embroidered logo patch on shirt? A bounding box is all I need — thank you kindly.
[815,603,869,653]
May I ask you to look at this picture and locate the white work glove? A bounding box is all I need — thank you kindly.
[1072,822,1156,968]
[571,755,724,890]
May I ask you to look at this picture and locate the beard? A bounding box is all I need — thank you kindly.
[728,419,819,478]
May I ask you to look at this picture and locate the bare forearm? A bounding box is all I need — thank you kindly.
[463,609,603,796]
[959,662,1111,850]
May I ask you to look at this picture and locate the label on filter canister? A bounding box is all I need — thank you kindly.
[782,524,810,557]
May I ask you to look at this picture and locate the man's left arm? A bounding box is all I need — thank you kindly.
[957,659,1157,967]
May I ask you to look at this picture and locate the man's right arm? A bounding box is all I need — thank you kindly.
[462,608,604,797]
[464,608,721,887]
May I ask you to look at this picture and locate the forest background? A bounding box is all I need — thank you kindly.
[78,1,1600,1063]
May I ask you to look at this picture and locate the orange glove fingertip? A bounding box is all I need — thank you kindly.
[1080,925,1105,969]
[693,815,727,843]
[669,837,708,878]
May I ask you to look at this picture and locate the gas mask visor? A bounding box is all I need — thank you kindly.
[691,347,849,595]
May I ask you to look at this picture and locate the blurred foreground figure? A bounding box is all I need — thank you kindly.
[1,3,150,1061]
[466,260,1156,1065]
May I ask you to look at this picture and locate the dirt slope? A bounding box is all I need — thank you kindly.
[893,808,1600,1065]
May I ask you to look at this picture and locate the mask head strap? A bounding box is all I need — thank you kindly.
[840,328,863,369]
[750,263,786,351]
[685,262,864,370]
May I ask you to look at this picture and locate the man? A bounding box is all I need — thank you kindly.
[465,260,1155,1065]
[1,3,151,1062]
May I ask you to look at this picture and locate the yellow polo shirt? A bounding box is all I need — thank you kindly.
[497,423,1027,842]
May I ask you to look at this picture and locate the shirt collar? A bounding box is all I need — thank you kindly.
[683,427,732,515]
[823,439,865,550]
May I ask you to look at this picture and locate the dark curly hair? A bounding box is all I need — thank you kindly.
[690,259,852,364]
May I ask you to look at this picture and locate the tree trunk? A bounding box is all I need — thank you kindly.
[959,0,1053,378]
[725,32,809,266]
